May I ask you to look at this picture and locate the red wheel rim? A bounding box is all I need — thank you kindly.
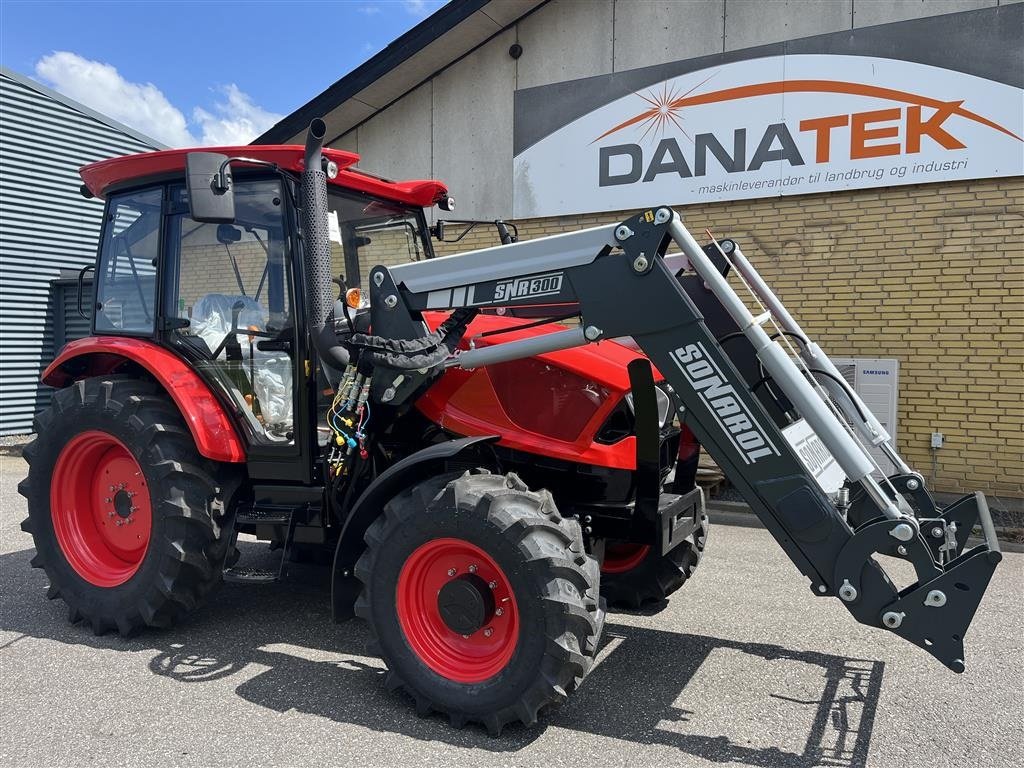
[50,431,152,587]
[396,538,519,683]
[602,543,650,574]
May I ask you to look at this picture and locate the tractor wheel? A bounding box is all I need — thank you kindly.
[18,376,239,636]
[355,470,604,735]
[600,509,709,610]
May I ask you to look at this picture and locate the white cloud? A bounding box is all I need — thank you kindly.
[36,51,195,146]
[192,84,283,147]
[358,4,382,14]
[34,51,282,148]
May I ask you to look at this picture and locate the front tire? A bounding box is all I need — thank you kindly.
[600,508,709,610]
[355,470,604,735]
[19,376,239,636]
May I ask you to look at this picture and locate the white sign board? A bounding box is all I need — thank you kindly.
[513,54,1023,218]
[782,419,846,495]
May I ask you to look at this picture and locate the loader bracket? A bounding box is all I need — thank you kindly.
[834,492,1002,670]
[834,517,941,622]
[884,544,1001,672]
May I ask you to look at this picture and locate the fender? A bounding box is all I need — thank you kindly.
[331,435,499,621]
[43,337,246,463]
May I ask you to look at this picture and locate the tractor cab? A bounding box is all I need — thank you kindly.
[75,144,446,468]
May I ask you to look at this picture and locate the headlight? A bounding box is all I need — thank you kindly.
[625,385,673,428]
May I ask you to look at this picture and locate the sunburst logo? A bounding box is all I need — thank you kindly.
[627,74,717,144]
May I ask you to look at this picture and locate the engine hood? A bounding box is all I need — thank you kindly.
[422,311,661,392]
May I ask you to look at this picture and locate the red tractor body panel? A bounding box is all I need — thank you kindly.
[79,146,449,208]
[43,337,246,463]
[417,312,660,470]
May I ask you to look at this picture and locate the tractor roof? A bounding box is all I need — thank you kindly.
[78,145,449,208]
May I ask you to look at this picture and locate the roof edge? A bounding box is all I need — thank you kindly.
[0,66,169,150]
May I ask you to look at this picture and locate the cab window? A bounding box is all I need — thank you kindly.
[326,190,429,289]
[94,188,161,334]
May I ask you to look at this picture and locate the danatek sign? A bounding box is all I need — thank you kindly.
[512,6,1023,218]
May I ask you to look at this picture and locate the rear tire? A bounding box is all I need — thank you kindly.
[355,470,604,735]
[19,376,239,636]
[600,509,709,610]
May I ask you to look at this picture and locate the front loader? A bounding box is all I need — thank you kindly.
[21,119,1000,735]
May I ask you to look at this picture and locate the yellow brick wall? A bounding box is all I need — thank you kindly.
[435,177,1024,499]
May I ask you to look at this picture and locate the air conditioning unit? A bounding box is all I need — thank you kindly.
[831,357,899,475]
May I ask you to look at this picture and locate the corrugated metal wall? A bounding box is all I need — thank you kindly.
[0,70,159,435]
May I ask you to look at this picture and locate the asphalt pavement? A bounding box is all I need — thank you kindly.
[1,453,1022,767]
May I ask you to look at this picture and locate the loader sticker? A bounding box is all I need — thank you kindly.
[781,419,846,494]
[424,272,567,308]
[671,342,781,464]
[492,272,564,302]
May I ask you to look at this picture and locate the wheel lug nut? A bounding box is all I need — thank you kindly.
[105,497,112,504]
[108,511,115,518]
[483,627,493,637]
[461,634,470,639]
[488,581,496,589]
[495,608,503,616]
[468,565,477,574]
[447,568,456,577]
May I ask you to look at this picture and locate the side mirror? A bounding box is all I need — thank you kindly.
[185,152,235,223]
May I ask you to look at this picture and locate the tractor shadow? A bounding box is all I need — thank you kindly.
[0,543,883,765]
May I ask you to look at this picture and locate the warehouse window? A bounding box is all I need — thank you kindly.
[94,188,161,334]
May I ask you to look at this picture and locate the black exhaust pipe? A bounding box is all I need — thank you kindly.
[300,119,350,371]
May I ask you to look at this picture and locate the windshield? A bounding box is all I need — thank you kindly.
[326,189,430,290]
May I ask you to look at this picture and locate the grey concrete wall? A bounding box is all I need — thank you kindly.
[356,83,432,182]
[516,0,614,89]
[432,27,518,219]
[724,0,851,50]
[329,0,1001,219]
[613,1,725,71]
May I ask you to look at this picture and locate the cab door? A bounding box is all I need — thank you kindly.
[162,178,311,481]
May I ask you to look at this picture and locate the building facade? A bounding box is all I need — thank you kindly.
[0,68,163,435]
[258,0,1024,501]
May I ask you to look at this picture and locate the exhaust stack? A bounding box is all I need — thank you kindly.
[300,118,350,371]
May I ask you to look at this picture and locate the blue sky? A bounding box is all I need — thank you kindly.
[0,0,446,146]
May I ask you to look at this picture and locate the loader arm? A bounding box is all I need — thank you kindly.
[361,206,1001,673]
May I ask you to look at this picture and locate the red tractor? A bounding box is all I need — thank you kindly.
[21,119,1000,735]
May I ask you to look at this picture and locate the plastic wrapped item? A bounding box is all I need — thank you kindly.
[252,356,293,430]
[190,294,266,355]
[189,293,293,437]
